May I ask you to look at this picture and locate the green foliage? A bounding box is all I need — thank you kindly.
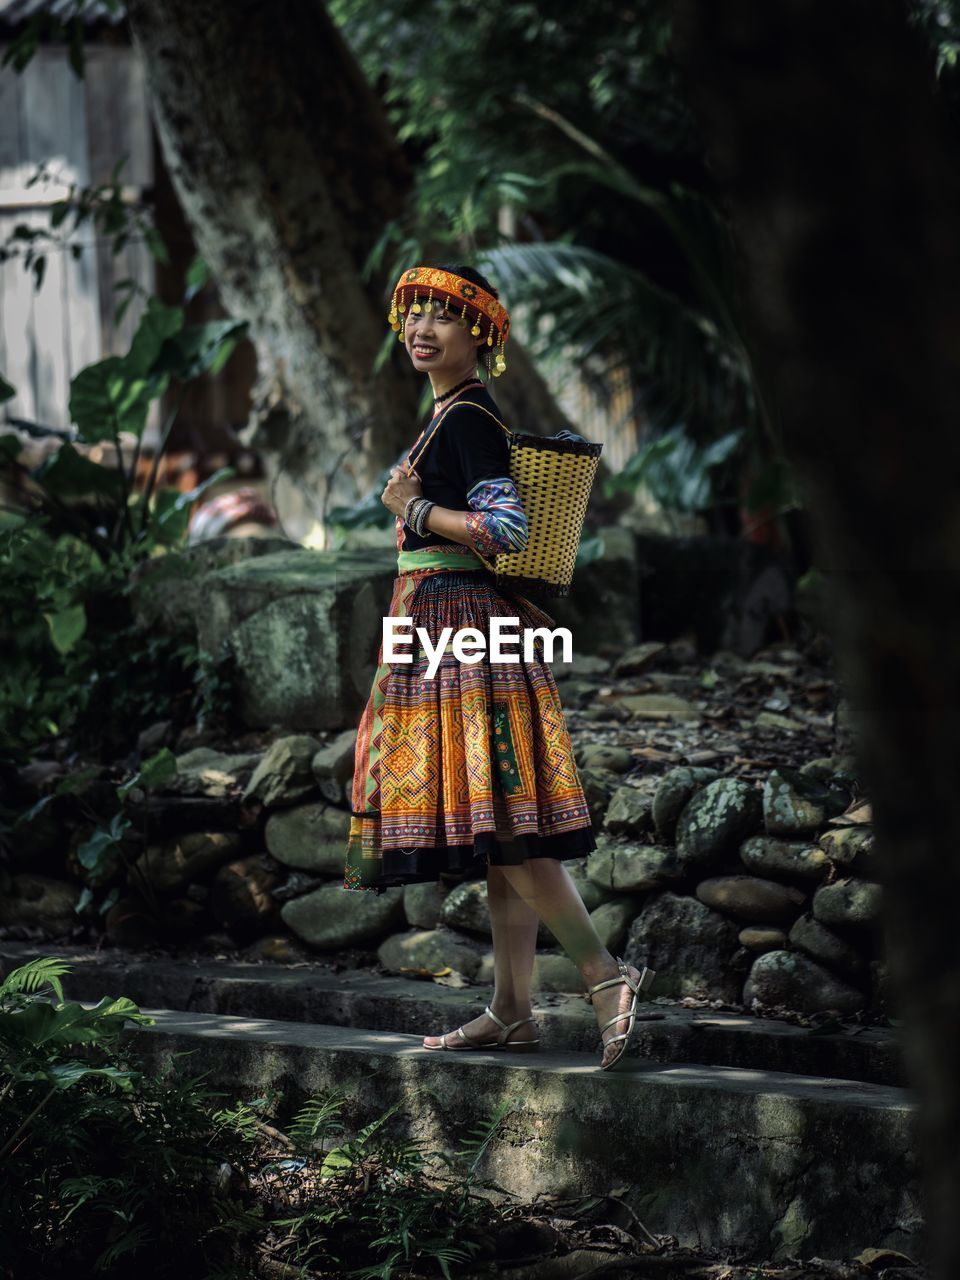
[603,423,745,521]
[0,957,524,1278]
[263,1087,515,1279]
[575,530,605,568]
[2,283,244,557]
[911,0,960,77]
[70,746,180,922]
[327,458,401,544]
[333,0,759,447]
[480,233,749,434]
[187,638,241,734]
[0,958,257,1278]
[0,268,246,763]
[0,514,239,763]
[333,0,695,253]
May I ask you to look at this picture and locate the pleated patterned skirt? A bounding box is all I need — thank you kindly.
[342,544,596,894]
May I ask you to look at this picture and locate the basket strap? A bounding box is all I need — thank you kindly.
[438,400,512,439]
[403,397,512,577]
[405,397,512,476]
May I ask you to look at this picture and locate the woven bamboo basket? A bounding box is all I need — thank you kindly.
[409,401,602,597]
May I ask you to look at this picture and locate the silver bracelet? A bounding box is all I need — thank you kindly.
[414,500,435,535]
[404,497,426,530]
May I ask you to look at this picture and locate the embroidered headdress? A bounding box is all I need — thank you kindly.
[387,265,509,378]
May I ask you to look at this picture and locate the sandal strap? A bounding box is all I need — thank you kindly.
[438,1010,537,1048]
[585,958,640,1003]
[586,974,626,1001]
[485,1006,535,1042]
[599,1001,638,1034]
[587,973,641,1002]
[484,1005,509,1030]
[598,980,640,1057]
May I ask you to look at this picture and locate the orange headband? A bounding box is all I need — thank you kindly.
[387,266,509,377]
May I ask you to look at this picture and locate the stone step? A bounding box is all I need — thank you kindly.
[0,943,904,1085]
[111,1002,923,1264]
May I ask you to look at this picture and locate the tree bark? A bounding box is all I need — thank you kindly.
[125,0,414,507]
[671,2,960,1273]
[123,0,575,536]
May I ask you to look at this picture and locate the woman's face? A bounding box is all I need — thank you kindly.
[404,298,483,373]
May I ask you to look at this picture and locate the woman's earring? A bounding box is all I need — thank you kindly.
[494,332,506,377]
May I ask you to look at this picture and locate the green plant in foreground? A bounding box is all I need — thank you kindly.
[266,1089,514,1279]
[0,956,522,1279]
[0,956,268,1278]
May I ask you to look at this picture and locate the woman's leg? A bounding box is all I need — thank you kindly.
[495,857,644,1068]
[486,861,539,1018]
[422,860,540,1049]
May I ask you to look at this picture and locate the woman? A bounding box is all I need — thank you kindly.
[342,264,654,1070]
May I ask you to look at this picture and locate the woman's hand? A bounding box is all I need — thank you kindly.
[381,465,422,518]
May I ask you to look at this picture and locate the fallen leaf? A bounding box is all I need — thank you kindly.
[433,970,471,988]
[397,965,454,980]
[828,799,872,826]
[854,1246,916,1269]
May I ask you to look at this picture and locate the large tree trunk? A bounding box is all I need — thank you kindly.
[671,2,960,1273]
[125,0,412,508]
[124,0,576,537]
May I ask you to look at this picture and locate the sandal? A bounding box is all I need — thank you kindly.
[585,955,656,1071]
[422,1004,541,1052]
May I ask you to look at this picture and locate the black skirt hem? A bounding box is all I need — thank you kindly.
[355,824,597,897]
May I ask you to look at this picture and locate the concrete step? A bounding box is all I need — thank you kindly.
[0,943,904,1086]
[112,1002,923,1265]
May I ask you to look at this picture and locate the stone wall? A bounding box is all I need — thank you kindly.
[4,729,885,1019]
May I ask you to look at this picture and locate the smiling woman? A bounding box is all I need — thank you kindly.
[340,262,656,1071]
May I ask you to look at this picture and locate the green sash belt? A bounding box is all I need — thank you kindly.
[396,547,488,573]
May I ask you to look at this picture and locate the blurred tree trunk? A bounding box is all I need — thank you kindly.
[124,0,574,538]
[672,1,959,1273]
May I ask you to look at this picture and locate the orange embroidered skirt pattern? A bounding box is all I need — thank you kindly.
[342,559,596,895]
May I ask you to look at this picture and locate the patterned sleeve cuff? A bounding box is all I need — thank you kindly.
[465,477,528,556]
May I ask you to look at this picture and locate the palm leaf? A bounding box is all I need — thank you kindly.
[478,240,737,428]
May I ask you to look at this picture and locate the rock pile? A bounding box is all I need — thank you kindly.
[4,729,883,1017]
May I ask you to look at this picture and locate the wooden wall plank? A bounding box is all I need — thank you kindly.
[31,209,68,425]
[22,51,71,178]
[85,46,152,188]
[0,208,38,422]
[62,223,101,393]
[0,60,24,178]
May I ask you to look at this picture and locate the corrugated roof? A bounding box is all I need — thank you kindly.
[0,0,126,24]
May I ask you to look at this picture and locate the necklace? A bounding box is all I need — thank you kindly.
[433,375,482,407]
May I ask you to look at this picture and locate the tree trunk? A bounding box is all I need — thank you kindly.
[124,0,574,537]
[125,0,413,506]
[671,2,960,1273]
